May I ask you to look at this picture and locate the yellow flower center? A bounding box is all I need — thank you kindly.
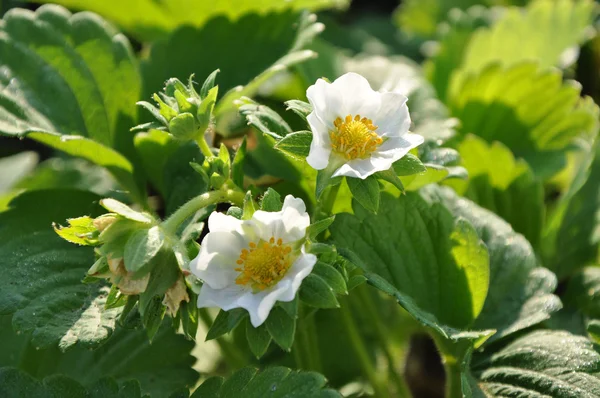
[329,114,383,160]
[235,237,293,291]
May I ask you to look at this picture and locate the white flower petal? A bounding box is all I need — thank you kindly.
[333,157,377,179]
[376,133,424,159]
[191,231,247,289]
[197,283,249,311]
[375,92,411,138]
[331,72,380,118]
[251,195,311,243]
[306,79,345,128]
[306,112,332,170]
[207,212,244,234]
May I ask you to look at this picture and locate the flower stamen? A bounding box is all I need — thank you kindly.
[330,114,382,160]
[235,237,293,291]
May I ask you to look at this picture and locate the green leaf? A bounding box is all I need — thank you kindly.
[133,129,180,197]
[206,309,248,341]
[312,262,347,295]
[0,152,38,194]
[265,306,296,351]
[0,5,143,201]
[243,191,257,220]
[285,100,313,121]
[200,69,220,99]
[299,274,340,309]
[48,320,198,396]
[260,188,283,212]
[471,330,600,396]
[546,142,600,279]
[275,131,313,158]
[190,366,341,398]
[564,267,600,319]
[238,97,293,140]
[53,216,98,246]
[246,320,272,359]
[0,190,122,350]
[346,175,380,213]
[455,135,544,250]
[462,0,595,76]
[392,153,427,176]
[35,0,347,41]
[123,226,165,274]
[422,185,562,343]
[0,368,143,398]
[448,62,599,179]
[331,192,489,329]
[307,216,335,240]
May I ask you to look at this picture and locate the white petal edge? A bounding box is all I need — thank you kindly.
[190,231,248,289]
[306,79,345,129]
[376,133,424,159]
[251,195,311,243]
[330,72,381,118]
[207,212,244,234]
[375,92,411,138]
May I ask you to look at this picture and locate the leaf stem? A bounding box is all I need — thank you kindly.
[162,189,245,233]
[432,334,464,398]
[196,135,214,159]
[339,297,389,398]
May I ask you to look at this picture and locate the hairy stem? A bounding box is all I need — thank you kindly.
[196,135,214,159]
[162,189,245,233]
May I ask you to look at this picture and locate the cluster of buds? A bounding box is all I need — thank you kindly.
[133,71,219,142]
[54,199,190,317]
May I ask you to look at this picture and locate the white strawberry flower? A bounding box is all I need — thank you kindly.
[190,196,316,327]
[306,72,424,179]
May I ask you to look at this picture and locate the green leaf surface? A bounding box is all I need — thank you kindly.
[564,267,600,319]
[448,62,599,179]
[123,226,165,273]
[331,192,489,330]
[190,366,342,398]
[260,188,283,212]
[0,368,144,398]
[0,190,122,350]
[472,330,600,397]
[299,274,340,309]
[0,152,38,194]
[206,309,247,341]
[246,321,272,359]
[455,135,544,250]
[312,262,347,296]
[41,321,198,397]
[422,185,562,343]
[35,0,348,41]
[462,0,595,76]
[265,307,296,351]
[275,131,313,158]
[346,176,380,213]
[133,130,180,197]
[0,5,143,200]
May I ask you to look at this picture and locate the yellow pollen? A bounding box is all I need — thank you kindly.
[330,114,382,160]
[235,237,293,291]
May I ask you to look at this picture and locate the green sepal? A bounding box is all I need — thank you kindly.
[201,69,220,99]
[53,216,99,246]
[197,86,218,135]
[312,261,347,295]
[99,198,153,224]
[265,306,296,351]
[123,225,165,274]
[246,319,272,358]
[169,112,197,141]
[346,175,380,213]
[392,153,427,176]
[376,168,405,192]
[153,93,178,122]
[206,308,247,341]
[260,188,283,211]
[299,274,340,308]
[242,191,257,220]
[307,216,335,240]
